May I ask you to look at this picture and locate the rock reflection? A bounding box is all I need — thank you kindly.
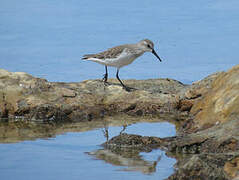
[0,115,166,143]
[87,148,162,174]
[0,120,56,143]
[0,118,109,143]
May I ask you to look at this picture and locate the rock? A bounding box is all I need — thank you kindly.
[224,157,239,179]
[189,65,239,131]
[184,72,222,100]
[165,117,239,154]
[102,133,162,151]
[0,69,187,122]
[168,153,233,180]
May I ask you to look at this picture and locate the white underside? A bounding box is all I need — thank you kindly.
[86,50,143,68]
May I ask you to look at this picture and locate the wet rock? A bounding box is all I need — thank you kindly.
[102,133,162,151]
[165,117,239,154]
[168,153,233,180]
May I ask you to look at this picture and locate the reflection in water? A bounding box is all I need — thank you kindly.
[102,125,128,143]
[0,115,176,178]
[102,126,109,142]
[0,121,57,143]
[87,148,162,174]
[0,114,171,143]
[86,118,174,175]
[119,124,128,135]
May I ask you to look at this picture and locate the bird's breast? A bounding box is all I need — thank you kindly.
[111,50,143,68]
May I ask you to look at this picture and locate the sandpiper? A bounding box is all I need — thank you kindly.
[82,39,162,91]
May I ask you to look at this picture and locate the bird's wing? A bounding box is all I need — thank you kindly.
[82,45,126,60]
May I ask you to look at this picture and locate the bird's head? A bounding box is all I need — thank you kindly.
[138,39,162,62]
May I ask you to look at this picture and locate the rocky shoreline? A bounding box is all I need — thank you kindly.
[1,65,239,179]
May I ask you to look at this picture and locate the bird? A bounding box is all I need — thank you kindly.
[82,39,162,91]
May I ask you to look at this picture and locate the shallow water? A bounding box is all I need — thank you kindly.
[0,0,239,84]
[0,119,176,180]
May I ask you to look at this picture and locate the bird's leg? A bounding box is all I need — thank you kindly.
[119,124,127,134]
[116,69,131,91]
[102,65,108,85]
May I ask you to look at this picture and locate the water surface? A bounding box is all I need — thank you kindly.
[1,0,239,84]
[0,118,176,180]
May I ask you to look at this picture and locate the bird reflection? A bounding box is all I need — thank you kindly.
[87,147,162,174]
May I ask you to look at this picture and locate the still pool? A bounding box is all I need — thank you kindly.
[0,118,176,180]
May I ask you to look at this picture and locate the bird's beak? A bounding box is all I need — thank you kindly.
[152,49,162,62]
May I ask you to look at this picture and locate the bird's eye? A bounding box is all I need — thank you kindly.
[147,44,151,48]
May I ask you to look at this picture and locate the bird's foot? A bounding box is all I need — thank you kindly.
[103,81,109,86]
[102,74,109,86]
[122,86,134,92]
